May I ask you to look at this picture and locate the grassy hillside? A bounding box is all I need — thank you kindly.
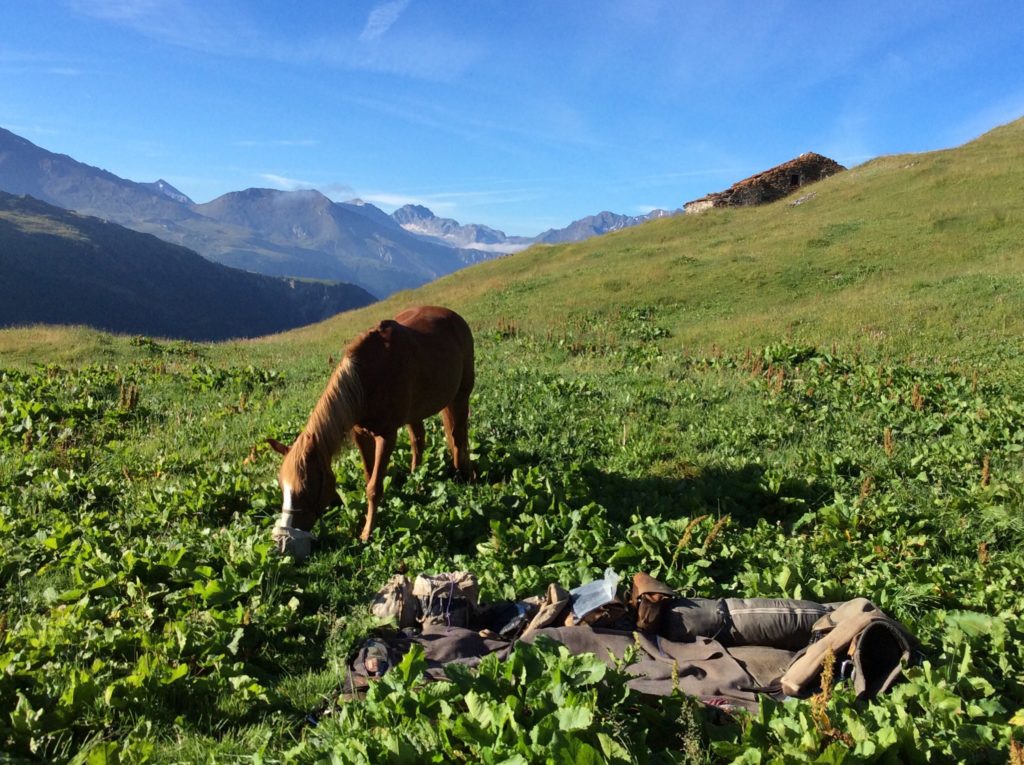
[413,117,1024,364]
[0,193,376,341]
[1,122,1022,763]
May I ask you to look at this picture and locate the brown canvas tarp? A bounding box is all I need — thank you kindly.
[350,574,915,713]
[348,624,767,712]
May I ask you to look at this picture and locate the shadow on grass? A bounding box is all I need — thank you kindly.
[476,443,834,531]
[579,462,835,529]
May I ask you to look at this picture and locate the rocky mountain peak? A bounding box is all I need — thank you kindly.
[392,204,437,223]
[144,179,194,205]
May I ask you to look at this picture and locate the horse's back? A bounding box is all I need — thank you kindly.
[394,306,473,350]
[396,306,474,397]
[349,306,473,427]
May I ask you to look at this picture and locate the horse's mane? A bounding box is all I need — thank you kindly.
[280,353,363,490]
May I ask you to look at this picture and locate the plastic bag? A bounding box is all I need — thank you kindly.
[569,567,620,620]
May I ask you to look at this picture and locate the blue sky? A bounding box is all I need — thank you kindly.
[4,1,1024,236]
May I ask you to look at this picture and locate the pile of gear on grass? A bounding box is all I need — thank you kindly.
[341,567,917,714]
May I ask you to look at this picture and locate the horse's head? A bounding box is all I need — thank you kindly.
[267,434,342,559]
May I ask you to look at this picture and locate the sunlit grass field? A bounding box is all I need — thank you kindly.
[1,120,1022,763]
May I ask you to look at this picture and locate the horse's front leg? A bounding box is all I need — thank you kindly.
[407,420,425,472]
[353,428,375,481]
[360,431,395,543]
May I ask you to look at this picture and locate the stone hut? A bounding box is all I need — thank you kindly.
[684,152,845,214]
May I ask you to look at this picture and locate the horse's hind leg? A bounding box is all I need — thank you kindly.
[360,431,396,542]
[441,393,473,480]
[407,420,426,472]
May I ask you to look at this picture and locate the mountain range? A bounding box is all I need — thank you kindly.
[530,208,674,244]
[0,127,678,297]
[0,191,374,341]
[0,128,487,298]
[390,203,676,252]
[391,204,530,254]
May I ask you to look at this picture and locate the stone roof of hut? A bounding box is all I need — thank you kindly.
[684,152,845,212]
[727,152,838,192]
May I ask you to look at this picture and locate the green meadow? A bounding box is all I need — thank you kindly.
[2,121,1023,763]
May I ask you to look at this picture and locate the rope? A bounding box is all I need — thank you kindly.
[444,579,457,630]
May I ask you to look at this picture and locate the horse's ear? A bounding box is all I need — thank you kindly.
[267,438,290,456]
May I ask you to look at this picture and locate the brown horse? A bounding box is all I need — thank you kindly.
[268,306,474,547]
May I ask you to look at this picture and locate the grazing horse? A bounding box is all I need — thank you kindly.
[268,306,474,546]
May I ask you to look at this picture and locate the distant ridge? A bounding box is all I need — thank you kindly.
[190,187,488,297]
[392,204,530,254]
[0,127,494,298]
[0,192,375,341]
[391,204,679,251]
[0,126,199,225]
[531,208,675,244]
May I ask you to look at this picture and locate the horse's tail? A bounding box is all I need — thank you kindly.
[305,355,363,457]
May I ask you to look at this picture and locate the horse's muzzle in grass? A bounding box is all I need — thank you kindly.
[272,524,314,562]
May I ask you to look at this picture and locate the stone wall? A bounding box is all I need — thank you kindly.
[684,153,845,214]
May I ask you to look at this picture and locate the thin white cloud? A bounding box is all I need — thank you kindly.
[255,174,357,199]
[642,167,746,181]
[70,0,476,82]
[0,47,84,76]
[0,65,84,77]
[74,0,168,23]
[359,191,457,213]
[820,106,877,170]
[321,181,357,198]
[258,173,317,190]
[425,188,542,203]
[359,0,410,42]
[2,123,62,137]
[235,139,319,148]
[394,183,544,204]
[69,0,264,57]
[353,185,549,221]
[245,183,463,216]
[947,93,1024,147]
[0,47,48,63]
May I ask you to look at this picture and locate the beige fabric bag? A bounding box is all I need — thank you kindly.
[521,583,572,638]
[370,574,418,629]
[780,598,913,698]
[412,571,479,629]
